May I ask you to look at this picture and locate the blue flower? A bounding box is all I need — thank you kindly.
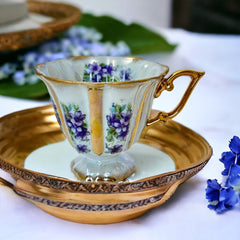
[206,179,221,202]
[38,41,60,53]
[47,52,66,61]
[23,52,39,66]
[229,136,240,154]
[220,136,240,176]
[206,136,240,213]
[90,42,107,56]
[220,151,236,176]
[2,63,16,74]
[13,71,26,85]
[227,164,240,189]
[0,26,131,86]
[206,179,238,213]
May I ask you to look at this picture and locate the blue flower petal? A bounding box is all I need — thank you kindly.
[13,70,26,85]
[206,179,239,213]
[219,151,236,176]
[229,136,240,154]
[219,187,238,210]
[227,164,240,187]
[206,179,221,201]
[237,154,240,166]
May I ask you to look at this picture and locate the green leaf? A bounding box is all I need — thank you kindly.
[0,80,48,99]
[79,13,177,54]
[73,104,79,111]
[108,126,116,134]
[115,104,122,114]
[115,113,121,119]
[106,134,114,142]
[127,103,132,111]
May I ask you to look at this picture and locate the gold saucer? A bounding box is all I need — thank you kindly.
[0,105,212,224]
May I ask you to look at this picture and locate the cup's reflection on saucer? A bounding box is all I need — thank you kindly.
[34,56,204,182]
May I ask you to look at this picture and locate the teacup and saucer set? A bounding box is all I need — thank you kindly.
[0,56,212,224]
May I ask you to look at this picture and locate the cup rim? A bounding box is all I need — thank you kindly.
[34,56,169,86]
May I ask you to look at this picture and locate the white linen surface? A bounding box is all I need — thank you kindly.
[0,28,239,240]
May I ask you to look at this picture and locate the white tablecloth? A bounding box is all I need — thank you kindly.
[0,28,239,240]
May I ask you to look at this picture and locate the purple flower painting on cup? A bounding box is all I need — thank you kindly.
[61,103,90,153]
[105,103,132,154]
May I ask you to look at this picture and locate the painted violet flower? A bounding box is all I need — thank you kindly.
[83,62,132,82]
[62,103,90,153]
[105,103,132,154]
[206,136,240,213]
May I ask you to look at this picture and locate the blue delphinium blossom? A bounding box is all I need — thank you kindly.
[221,136,240,180]
[206,136,240,213]
[219,151,236,176]
[206,179,238,213]
[227,164,240,189]
[229,136,240,154]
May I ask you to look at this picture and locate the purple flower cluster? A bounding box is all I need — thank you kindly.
[105,103,132,154]
[105,144,123,154]
[66,110,89,141]
[107,103,132,141]
[119,68,131,81]
[83,62,132,82]
[62,103,90,153]
[77,144,89,153]
[206,136,240,213]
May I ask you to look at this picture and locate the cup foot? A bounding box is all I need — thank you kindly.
[71,153,136,182]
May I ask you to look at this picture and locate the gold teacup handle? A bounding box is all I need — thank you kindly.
[147,69,205,126]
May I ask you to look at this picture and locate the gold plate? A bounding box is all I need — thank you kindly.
[0,105,212,224]
[0,1,81,52]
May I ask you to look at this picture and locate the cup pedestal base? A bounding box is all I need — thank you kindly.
[71,152,136,182]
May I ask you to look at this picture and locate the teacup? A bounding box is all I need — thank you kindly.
[34,56,204,182]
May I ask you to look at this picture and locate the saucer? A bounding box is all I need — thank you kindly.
[0,105,212,224]
[24,140,176,182]
[0,1,81,51]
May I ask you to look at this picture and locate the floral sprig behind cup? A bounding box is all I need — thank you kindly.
[0,26,130,86]
[206,136,240,213]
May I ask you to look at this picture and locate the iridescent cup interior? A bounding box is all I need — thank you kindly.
[34,56,169,182]
[36,56,167,83]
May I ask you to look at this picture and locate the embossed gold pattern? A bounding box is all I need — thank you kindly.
[0,106,212,224]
